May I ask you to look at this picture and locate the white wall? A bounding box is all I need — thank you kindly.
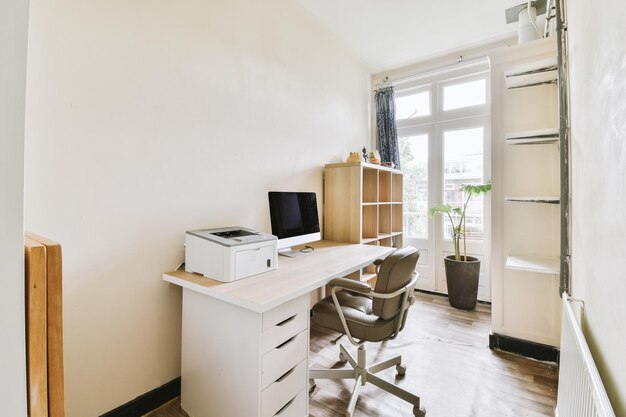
[0,1,29,416]
[24,0,370,415]
[568,0,626,414]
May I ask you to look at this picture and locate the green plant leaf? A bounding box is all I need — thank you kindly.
[428,205,452,217]
[460,182,492,196]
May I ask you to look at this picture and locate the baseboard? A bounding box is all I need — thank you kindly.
[100,377,181,417]
[414,288,492,305]
[489,332,560,363]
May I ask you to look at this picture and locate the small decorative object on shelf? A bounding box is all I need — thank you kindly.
[369,149,381,164]
[362,146,368,162]
[347,152,363,163]
[380,162,395,168]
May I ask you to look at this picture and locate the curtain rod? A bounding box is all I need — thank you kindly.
[374,55,490,91]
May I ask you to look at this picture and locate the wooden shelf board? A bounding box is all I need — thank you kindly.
[505,196,560,204]
[506,128,559,145]
[325,161,402,174]
[506,256,559,275]
[507,137,558,145]
[361,237,379,244]
[390,231,403,236]
[504,57,558,89]
[362,202,378,206]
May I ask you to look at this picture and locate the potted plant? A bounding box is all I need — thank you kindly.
[428,183,491,310]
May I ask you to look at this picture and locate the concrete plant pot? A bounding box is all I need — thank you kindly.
[444,255,481,310]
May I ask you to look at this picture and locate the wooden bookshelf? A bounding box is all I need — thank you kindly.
[324,162,404,284]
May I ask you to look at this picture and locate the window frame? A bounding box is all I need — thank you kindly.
[437,72,491,119]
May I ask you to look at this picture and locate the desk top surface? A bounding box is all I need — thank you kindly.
[163,240,394,313]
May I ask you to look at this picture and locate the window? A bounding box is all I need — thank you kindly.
[395,72,488,241]
[391,59,490,295]
[443,79,487,111]
[443,127,485,240]
[399,134,428,238]
[395,90,430,120]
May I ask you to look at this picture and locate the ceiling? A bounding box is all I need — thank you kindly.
[294,0,525,72]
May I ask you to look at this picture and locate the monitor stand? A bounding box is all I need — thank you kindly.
[278,248,302,258]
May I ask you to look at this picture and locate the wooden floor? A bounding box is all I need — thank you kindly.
[145,293,558,417]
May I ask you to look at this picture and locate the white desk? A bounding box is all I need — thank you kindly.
[163,240,394,417]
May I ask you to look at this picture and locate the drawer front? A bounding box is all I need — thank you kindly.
[235,244,275,280]
[263,295,308,331]
[261,360,306,417]
[262,308,307,354]
[271,390,306,417]
[261,329,307,390]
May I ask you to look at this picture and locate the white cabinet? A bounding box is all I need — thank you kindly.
[180,289,309,417]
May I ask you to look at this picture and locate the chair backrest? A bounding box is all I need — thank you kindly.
[373,246,420,320]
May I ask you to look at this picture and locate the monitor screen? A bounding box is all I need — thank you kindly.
[268,192,320,240]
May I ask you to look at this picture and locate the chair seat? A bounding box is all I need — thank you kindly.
[312,291,400,342]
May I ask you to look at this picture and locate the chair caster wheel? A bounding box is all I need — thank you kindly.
[339,352,348,364]
[413,405,426,416]
[396,364,406,376]
[308,379,316,392]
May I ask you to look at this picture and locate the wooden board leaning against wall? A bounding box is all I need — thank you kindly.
[25,233,65,417]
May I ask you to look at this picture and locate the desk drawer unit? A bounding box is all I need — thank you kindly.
[261,295,309,416]
[180,290,309,417]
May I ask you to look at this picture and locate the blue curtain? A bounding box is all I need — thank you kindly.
[375,86,400,169]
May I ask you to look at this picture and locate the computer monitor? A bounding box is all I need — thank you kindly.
[268,191,321,257]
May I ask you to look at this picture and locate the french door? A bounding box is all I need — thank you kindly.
[395,67,491,300]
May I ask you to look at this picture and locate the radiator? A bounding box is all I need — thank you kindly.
[556,293,616,417]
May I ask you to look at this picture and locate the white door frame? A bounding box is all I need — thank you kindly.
[395,66,492,301]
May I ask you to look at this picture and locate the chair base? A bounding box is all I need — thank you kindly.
[309,344,426,417]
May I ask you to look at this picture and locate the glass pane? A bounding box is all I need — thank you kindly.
[443,79,486,111]
[395,91,430,120]
[443,127,484,240]
[399,134,428,239]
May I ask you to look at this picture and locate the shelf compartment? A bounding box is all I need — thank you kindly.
[379,237,393,247]
[505,57,557,89]
[506,255,559,275]
[378,170,392,202]
[392,205,403,233]
[506,128,559,145]
[363,168,378,203]
[505,196,560,204]
[362,205,378,239]
[378,204,391,235]
[392,173,403,202]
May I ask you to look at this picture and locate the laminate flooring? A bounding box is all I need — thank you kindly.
[145,292,558,417]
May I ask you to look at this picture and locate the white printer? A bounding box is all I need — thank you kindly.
[184,226,278,282]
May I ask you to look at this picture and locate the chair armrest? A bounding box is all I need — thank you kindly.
[373,259,385,266]
[327,277,372,293]
[371,258,384,276]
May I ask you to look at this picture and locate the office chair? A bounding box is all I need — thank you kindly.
[309,246,426,417]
